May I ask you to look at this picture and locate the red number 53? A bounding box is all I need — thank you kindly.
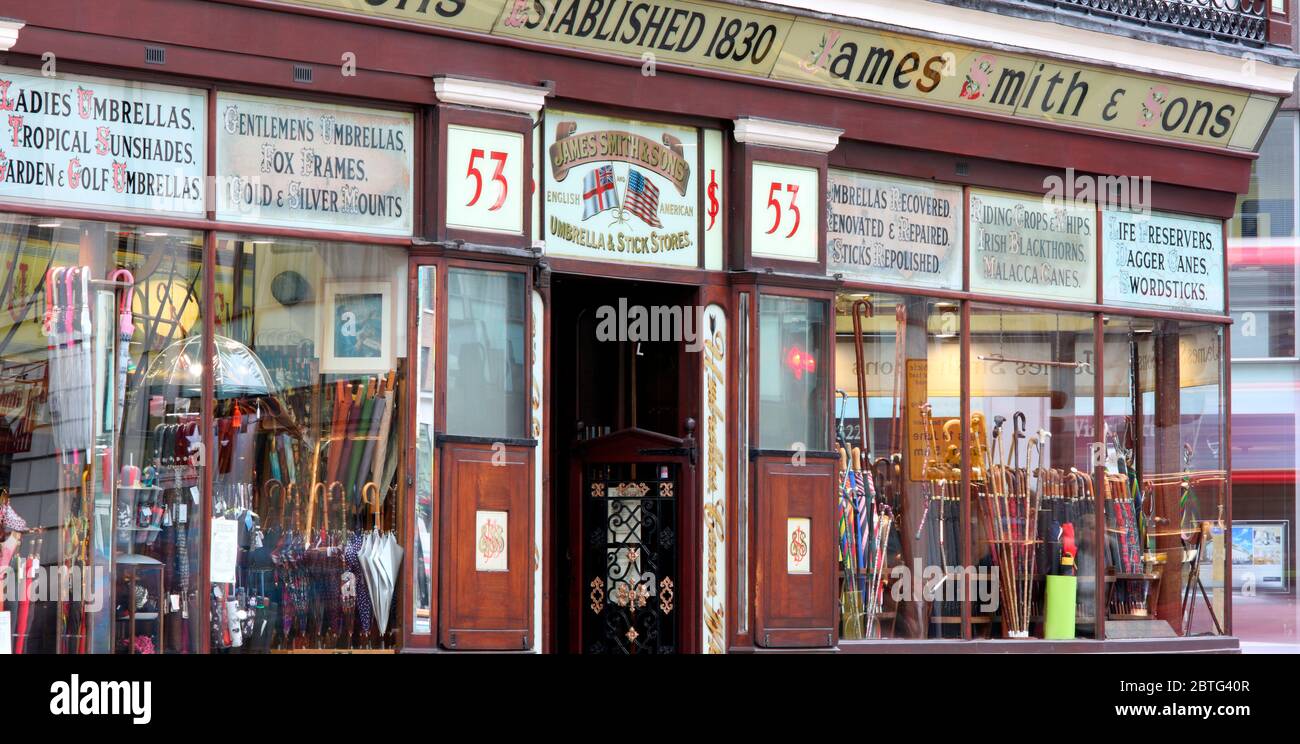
[764,182,800,239]
[466,149,510,211]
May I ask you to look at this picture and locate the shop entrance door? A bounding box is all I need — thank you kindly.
[550,274,699,654]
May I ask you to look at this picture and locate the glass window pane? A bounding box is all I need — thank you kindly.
[413,266,435,634]
[446,268,526,439]
[833,292,962,640]
[0,214,204,654]
[758,295,827,450]
[970,306,1096,639]
[213,235,409,651]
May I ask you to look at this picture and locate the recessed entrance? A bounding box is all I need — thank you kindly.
[549,274,700,654]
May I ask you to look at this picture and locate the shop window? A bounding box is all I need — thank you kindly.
[1,214,205,654]
[1103,318,1227,637]
[833,292,962,640]
[969,306,1097,639]
[413,266,435,635]
[210,236,409,652]
[446,268,527,439]
[758,295,828,450]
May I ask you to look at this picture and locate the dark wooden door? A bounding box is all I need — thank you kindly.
[570,428,695,654]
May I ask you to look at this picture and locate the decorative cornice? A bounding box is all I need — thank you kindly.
[0,18,24,53]
[732,117,842,153]
[433,76,550,115]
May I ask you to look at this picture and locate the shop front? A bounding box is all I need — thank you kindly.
[0,0,1285,654]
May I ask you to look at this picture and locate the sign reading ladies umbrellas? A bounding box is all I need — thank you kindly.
[0,67,205,214]
[969,189,1097,303]
[216,92,414,235]
[1102,210,1225,314]
[544,111,698,267]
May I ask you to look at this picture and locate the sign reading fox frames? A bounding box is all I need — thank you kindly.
[276,1,1279,152]
[543,111,699,266]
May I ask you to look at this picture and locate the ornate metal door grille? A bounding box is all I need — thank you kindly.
[584,463,679,654]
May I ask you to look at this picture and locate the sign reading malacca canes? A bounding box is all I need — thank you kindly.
[0,67,205,214]
[751,162,819,262]
[969,189,1097,303]
[544,111,698,266]
[446,124,525,235]
[1102,210,1224,313]
[827,170,962,289]
[216,92,413,235]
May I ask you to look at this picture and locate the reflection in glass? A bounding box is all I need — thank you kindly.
[833,293,962,640]
[758,295,828,450]
[446,268,526,439]
[0,214,204,654]
[413,266,435,634]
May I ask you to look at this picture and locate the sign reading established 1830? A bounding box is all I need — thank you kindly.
[215,92,414,235]
[827,170,963,290]
[1102,210,1224,314]
[544,110,698,266]
[0,67,205,215]
[969,189,1097,303]
[274,1,1279,153]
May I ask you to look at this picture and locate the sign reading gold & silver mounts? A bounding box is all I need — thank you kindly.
[544,111,699,266]
[827,170,962,290]
[275,0,1279,152]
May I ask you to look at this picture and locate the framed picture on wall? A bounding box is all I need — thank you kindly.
[320,280,393,374]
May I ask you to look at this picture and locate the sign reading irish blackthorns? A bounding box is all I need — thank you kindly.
[544,112,699,267]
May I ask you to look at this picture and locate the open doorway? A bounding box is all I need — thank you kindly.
[549,273,700,654]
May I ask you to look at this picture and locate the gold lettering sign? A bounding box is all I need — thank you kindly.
[273,0,1280,151]
[549,122,691,195]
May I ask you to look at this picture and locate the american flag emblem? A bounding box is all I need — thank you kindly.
[624,169,663,227]
[581,165,620,220]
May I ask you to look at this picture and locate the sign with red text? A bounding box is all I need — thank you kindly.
[0,67,205,215]
[1102,209,1224,313]
[544,111,698,266]
[969,189,1097,302]
[751,162,818,262]
[216,92,413,235]
[446,124,525,235]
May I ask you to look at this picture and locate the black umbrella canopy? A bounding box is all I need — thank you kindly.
[142,334,274,399]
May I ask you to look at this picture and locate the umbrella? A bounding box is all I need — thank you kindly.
[141,333,275,399]
[357,483,401,638]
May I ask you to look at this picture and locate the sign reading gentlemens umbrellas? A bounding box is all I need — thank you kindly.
[826,170,963,290]
[1102,210,1224,314]
[0,66,205,214]
[215,92,414,235]
[544,111,699,267]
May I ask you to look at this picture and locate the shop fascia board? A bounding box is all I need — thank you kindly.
[760,0,1296,96]
[0,17,23,52]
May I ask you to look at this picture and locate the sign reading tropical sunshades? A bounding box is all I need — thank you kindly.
[543,111,698,266]
[215,92,414,235]
[0,67,205,214]
[969,189,1097,303]
[827,170,962,289]
[1102,210,1224,313]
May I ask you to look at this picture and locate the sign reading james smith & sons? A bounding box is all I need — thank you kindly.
[544,111,698,266]
[969,189,1097,303]
[826,170,962,290]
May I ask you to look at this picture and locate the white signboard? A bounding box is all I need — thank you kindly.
[827,170,963,289]
[216,92,413,235]
[1102,210,1224,313]
[969,189,1097,302]
[751,161,818,262]
[209,518,240,585]
[786,517,811,574]
[544,111,698,266]
[701,304,727,654]
[475,510,508,572]
[0,67,205,214]
[446,124,525,235]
